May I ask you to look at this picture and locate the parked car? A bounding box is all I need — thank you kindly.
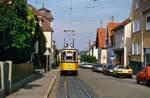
[81,63,94,69]
[102,64,115,75]
[92,64,103,72]
[113,65,133,78]
[101,64,106,72]
[136,66,150,86]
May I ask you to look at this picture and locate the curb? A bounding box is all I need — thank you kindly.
[43,71,59,98]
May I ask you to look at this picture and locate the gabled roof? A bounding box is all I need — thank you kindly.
[112,18,131,31]
[107,22,120,37]
[28,5,53,32]
[39,7,54,20]
[96,28,106,49]
[39,7,50,12]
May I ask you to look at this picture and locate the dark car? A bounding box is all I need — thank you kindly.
[102,64,115,75]
[92,64,103,72]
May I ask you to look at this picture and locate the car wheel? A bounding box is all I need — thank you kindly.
[136,78,140,84]
[129,75,132,79]
[116,74,119,78]
[146,80,150,86]
[113,74,116,77]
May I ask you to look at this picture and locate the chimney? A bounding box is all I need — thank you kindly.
[111,16,114,22]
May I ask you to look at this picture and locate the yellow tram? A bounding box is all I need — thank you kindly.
[59,48,78,75]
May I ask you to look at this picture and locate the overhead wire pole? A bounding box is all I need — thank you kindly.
[70,0,76,48]
[69,0,72,28]
[64,0,75,48]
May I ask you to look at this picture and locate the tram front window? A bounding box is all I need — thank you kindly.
[66,56,73,61]
[61,51,77,62]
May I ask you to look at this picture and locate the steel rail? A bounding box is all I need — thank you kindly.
[64,76,69,98]
[76,77,92,98]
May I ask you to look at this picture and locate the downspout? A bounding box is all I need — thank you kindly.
[140,10,144,68]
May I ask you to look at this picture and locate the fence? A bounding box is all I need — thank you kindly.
[0,61,34,98]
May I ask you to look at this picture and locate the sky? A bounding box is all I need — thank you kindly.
[28,0,132,51]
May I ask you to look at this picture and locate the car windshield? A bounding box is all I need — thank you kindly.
[107,65,114,68]
[94,64,101,67]
[118,66,130,69]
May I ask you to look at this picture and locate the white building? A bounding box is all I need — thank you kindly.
[88,42,98,60]
[112,18,131,65]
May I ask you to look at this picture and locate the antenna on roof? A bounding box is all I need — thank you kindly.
[100,20,103,27]
[111,16,114,22]
[36,0,37,8]
[89,40,91,49]
[42,0,45,8]
[69,0,72,28]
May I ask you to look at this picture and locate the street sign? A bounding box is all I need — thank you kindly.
[44,49,50,55]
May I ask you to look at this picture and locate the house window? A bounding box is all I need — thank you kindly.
[135,0,139,10]
[135,43,140,55]
[146,15,150,30]
[132,43,135,55]
[132,43,141,55]
[133,19,140,33]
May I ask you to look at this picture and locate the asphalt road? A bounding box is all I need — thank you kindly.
[79,69,150,98]
[49,69,150,98]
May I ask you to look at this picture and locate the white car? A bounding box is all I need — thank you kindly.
[82,63,94,69]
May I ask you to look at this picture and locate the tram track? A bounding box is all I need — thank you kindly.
[61,75,94,98]
[64,76,69,98]
[76,77,92,98]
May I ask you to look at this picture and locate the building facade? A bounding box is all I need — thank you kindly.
[112,19,131,65]
[106,22,120,65]
[29,5,54,70]
[143,7,150,67]
[96,28,107,64]
[88,42,98,60]
[130,0,150,73]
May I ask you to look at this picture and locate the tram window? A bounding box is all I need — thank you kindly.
[66,56,73,61]
[61,52,66,62]
[73,52,77,61]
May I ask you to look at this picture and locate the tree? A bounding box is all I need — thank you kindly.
[0,0,41,63]
[80,54,97,63]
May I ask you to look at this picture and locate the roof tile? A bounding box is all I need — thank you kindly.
[96,28,106,48]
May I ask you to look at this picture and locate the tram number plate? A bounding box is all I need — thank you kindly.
[67,65,72,69]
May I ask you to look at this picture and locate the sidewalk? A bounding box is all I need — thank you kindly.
[6,69,58,98]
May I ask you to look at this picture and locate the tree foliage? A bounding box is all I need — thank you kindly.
[0,0,45,63]
[80,54,97,63]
